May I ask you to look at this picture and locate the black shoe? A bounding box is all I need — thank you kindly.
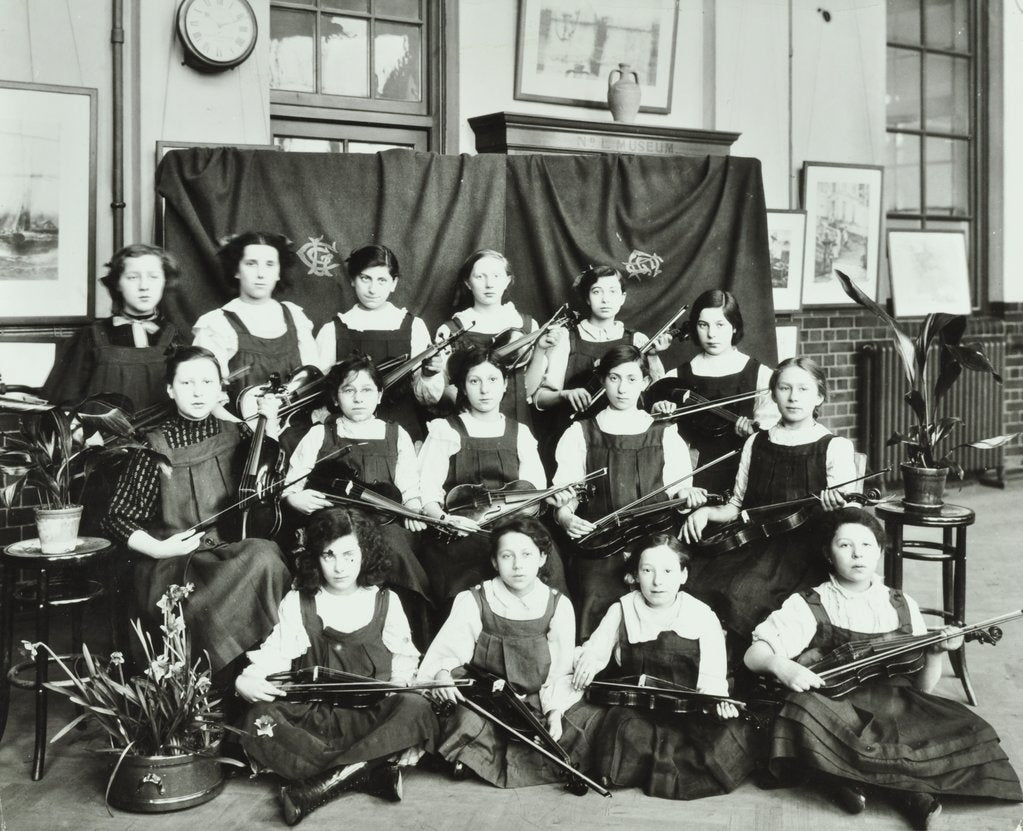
[451,761,472,781]
[280,762,370,826]
[363,763,403,802]
[903,792,942,830]
[832,783,867,814]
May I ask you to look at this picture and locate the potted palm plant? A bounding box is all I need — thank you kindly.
[22,583,242,813]
[837,270,1018,511]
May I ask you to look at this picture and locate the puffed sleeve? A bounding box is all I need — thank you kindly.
[826,435,859,491]
[382,590,421,685]
[314,318,339,372]
[662,428,695,497]
[282,424,326,496]
[240,591,310,680]
[516,423,547,489]
[552,422,587,489]
[547,600,621,713]
[752,364,779,429]
[191,309,237,376]
[750,592,817,658]
[692,601,729,696]
[282,302,319,367]
[539,593,577,714]
[393,425,421,503]
[417,417,460,507]
[410,316,445,406]
[728,433,758,508]
[416,590,482,681]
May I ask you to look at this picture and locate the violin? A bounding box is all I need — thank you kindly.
[237,364,327,433]
[453,665,610,798]
[445,469,607,528]
[379,326,470,397]
[237,373,288,539]
[267,666,475,709]
[490,303,578,371]
[569,303,690,421]
[575,450,740,561]
[647,379,768,438]
[693,470,892,558]
[796,607,1023,699]
[585,674,751,718]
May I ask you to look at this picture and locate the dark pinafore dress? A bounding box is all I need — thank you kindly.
[242,589,439,781]
[439,585,598,787]
[588,602,754,799]
[675,356,761,495]
[443,313,536,430]
[573,420,673,639]
[334,312,425,443]
[222,303,303,403]
[769,588,1022,800]
[420,416,567,601]
[138,420,291,671]
[686,431,832,640]
[313,418,431,604]
[88,321,181,410]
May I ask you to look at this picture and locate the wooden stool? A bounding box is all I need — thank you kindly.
[875,502,976,704]
[0,537,115,780]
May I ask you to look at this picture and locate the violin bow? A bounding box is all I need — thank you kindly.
[589,675,749,710]
[491,303,572,365]
[737,467,894,522]
[324,479,490,537]
[570,303,689,421]
[474,468,608,529]
[382,325,472,390]
[651,388,770,423]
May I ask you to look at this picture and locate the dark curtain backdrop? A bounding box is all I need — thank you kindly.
[157,148,775,366]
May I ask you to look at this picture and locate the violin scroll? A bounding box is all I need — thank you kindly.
[967,625,1002,646]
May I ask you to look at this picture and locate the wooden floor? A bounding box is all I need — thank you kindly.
[2,482,1022,831]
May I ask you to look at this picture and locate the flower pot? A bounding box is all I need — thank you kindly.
[107,750,224,813]
[900,463,948,514]
[34,505,83,554]
[607,63,641,123]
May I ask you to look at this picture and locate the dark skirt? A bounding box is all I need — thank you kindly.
[769,679,1023,800]
[242,692,439,781]
[570,554,630,641]
[589,704,755,800]
[133,539,291,672]
[685,522,828,639]
[435,695,605,789]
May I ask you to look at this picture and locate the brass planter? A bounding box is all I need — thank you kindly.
[107,750,224,813]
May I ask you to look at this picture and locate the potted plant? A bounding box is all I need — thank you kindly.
[0,395,156,552]
[22,583,243,813]
[836,270,1018,511]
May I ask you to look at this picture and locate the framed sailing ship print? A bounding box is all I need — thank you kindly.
[0,81,97,323]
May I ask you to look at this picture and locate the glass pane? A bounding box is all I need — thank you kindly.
[323,0,370,11]
[274,136,344,153]
[348,141,413,153]
[375,0,420,18]
[275,0,315,5]
[887,48,921,130]
[925,54,969,135]
[322,15,369,96]
[886,132,920,214]
[925,137,969,217]
[375,21,421,101]
[270,9,315,92]
[887,0,920,44]
[925,0,969,51]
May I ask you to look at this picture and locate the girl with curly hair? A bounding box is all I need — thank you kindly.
[237,507,438,826]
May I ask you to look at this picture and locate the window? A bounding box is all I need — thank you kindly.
[268,0,453,152]
[885,0,984,308]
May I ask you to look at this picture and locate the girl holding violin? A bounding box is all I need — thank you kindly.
[562,534,754,800]
[236,507,439,826]
[42,243,184,411]
[315,244,444,444]
[651,289,777,494]
[419,516,594,788]
[192,231,318,407]
[417,345,569,600]
[681,356,854,644]
[744,508,1021,828]
[102,346,291,675]
[553,344,702,638]
[435,249,561,430]
[282,355,432,641]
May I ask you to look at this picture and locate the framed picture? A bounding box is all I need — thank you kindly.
[0,330,63,389]
[766,210,806,313]
[887,229,971,317]
[800,162,884,307]
[515,0,680,114]
[775,324,800,362]
[0,81,97,324]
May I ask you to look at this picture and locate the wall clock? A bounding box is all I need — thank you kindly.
[176,0,258,73]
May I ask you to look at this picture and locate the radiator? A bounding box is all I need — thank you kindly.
[858,336,1007,487]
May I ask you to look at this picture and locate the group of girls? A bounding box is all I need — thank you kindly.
[39,236,1020,828]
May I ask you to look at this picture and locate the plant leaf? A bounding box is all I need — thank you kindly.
[836,269,917,387]
[76,395,137,439]
[903,390,927,427]
[943,342,1004,382]
[934,345,964,405]
[962,433,1020,450]
[50,712,92,743]
[929,416,963,448]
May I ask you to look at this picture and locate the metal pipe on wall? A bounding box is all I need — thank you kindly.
[111,0,125,250]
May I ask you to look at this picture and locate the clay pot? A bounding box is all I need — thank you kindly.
[34,505,83,554]
[607,63,641,123]
[900,463,949,514]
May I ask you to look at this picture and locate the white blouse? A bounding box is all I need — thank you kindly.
[192,298,318,376]
[241,586,420,684]
[552,408,694,500]
[435,303,538,340]
[728,422,857,507]
[314,303,443,406]
[751,576,927,659]
[416,578,576,715]
[282,416,419,502]
[417,413,546,508]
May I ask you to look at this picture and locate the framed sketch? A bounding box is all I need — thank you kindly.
[0,81,97,324]
[775,324,800,362]
[515,0,680,113]
[766,210,806,313]
[800,162,884,307]
[887,229,971,317]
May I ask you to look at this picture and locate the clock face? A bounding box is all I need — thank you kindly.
[179,0,257,70]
